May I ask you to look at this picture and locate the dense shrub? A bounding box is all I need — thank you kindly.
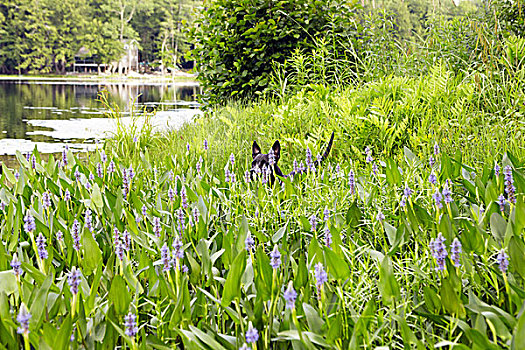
[190,0,358,105]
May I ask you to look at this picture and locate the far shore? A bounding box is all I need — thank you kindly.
[0,72,198,84]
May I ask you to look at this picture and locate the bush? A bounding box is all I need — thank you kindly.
[190,0,358,106]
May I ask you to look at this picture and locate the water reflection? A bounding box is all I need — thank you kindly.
[0,80,200,154]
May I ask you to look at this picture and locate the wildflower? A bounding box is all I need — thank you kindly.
[230,153,235,168]
[494,163,500,176]
[153,217,161,237]
[177,208,185,235]
[442,185,453,204]
[161,243,170,271]
[23,213,36,233]
[172,235,184,260]
[85,182,91,190]
[434,142,440,155]
[372,162,378,175]
[16,307,31,335]
[89,173,94,181]
[269,152,275,166]
[323,207,330,221]
[62,149,68,167]
[133,136,138,143]
[84,209,93,233]
[36,233,48,259]
[324,227,332,248]
[261,166,268,184]
[108,161,116,174]
[203,139,208,150]
[239,344,249,350]
[71,220,81,251]
[115,239,125,261]
[245,233,255,251]
[31,155,36,169]
[403,186,413,199]
[141,205,147,217]
[96,163,103,177]
[180,187,188,209]
[186,143,190,152]
[68,268,81,295]
[270,246,281,269]
[100,150,107,163]
[497,195,506,212]
[255,208,259,218]
[64,189,71,202]
[450,238,462,267]
[428,172,437,185]
[497,249,509,274]
[348,170,356,195]
[245,323,259,344]
[376,210,385,222]
[293,159,299,173]
[11,255,22,278]
[193,208,199,224]
[42,192,51,210]
[429,156,435,167]
[244,170,251,183]
[283,282,297,309]
[430,233,447,271]
[181,265,189,273]
[504,166,516,204]
[432,189,443,209]
[400,196,407,208]
[225,168,231,183]
[123,230,131,250]
[309,214,317,232]
[314,263,328,291]
[14,171,20,180]
[196,156,203,174]
[306,147,313,170]
[124,312,138,337]
[0,200,6,211]
[365,150,373,163]
[128,166,135,182]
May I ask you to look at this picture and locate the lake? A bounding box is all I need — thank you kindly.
[0,78,201,155]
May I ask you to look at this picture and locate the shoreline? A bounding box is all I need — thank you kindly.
[0,73,198,84]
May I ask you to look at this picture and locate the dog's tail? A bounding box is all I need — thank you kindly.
[314,131,335,167]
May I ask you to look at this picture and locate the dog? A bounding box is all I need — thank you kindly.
[251,131,334,184]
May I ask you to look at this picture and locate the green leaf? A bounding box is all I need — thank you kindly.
[221,250,247,307]
[378,255,400,305]
[108,275,130,315]
[0,271,17,295]
[345,201,362,229]
[82,230,102,275]
[490,213,507,244]
[513,307,525,350]
[440,278,465,318]
[508,236,525,279]
[385,158,402,186]
[323,247,350,280]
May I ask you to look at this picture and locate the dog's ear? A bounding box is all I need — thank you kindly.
[252,141,261,159]
[271,140,281,162]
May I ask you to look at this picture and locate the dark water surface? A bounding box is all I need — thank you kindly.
[0,79,201,155]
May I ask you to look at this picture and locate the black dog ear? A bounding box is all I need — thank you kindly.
[271,140,281,162]
[252,141,261,159]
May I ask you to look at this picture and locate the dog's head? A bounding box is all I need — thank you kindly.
[250,140,280,180]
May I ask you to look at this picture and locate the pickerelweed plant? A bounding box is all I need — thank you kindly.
[0,135,525,349]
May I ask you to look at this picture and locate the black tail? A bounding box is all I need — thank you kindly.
[314,131,335,167]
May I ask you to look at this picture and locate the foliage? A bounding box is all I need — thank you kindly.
[190,0,359,105]
[489,0,525,37]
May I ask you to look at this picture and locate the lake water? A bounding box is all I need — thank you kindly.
[0,79,201,155]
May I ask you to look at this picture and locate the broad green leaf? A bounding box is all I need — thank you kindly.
[0,271,17,295]
[221,250,246,307]
[323,247,350,280]
[108,275,130,315]
[82,230,102,275]
[378,255,400,305]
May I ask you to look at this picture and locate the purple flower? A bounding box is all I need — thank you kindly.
[245,323,259,344]
[71,220,81,251]
[122,169,129,196]
[504,166,516,204]
[323,207,330,221]
[172,235,184,260]
[203,139,208,151]
[293,159,299,173]
[56,230,63,242]
[245,234,255,251]
[115,239,125,261]
[324,227,332,248]
[181,265,189,273]
[84,209,93,233]
[141,205,147,217]
[400,197,407,208]
[64,189,71,202]
[314,263,328,291]
[269,152,275,166]
[177,208,185,235]
[85,182,91,190]
[96,163,103,178]
[42,192,51,210]
[348,170,356,195]
[497,249,509,274]
[192,208,199,225]
[230,153,235,167]
[168,187,175,202]
[430,233,447,271]
[244,170,251,183]
[16,307,31,334]
[161,243,170,271]
[128,166,135,181]
[180,187,188,209]
[23,213,36,233]
[428,172,437,185]
[68,268,81,295]
[372,162,378,175]
[25,152,31,162]
[0,200,6,211]
[186,143,190,152]
[403,186,413,199]
[124,312,138,337]
[451,238,462,267]
[108,161,116,174]
[434,142,440,155]
[261,166,268,184]
[494,163,500,176]
[442,182,453,204]
[11,255,22,278]
[306,147,313,170]
[432,190,443,209]
[153,217,161,237]
[100,150,107,163]
[283,282,297,309]
[89,173,94,181]
[133,136,138,143]
[239,344,249,350]
[123,230,131,250]
[497,195,506,212]
[335,164,341,175]
[14,171,20,180]
[36,233,48,259]
[366,154,373,164]
[31,155,36,169]
[376,210,385,222]
[62,149,68,167]
[225,168,231,183]
[309,214,317,232]
[270,246,281,269]
[429,156,435,168]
